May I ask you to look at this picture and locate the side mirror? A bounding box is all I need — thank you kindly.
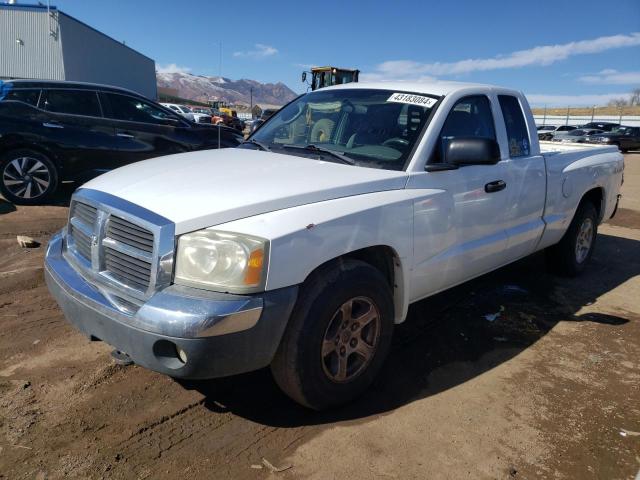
[445,137,501,165]
[301,72,307,83]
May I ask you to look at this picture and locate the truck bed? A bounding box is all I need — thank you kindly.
[539,141,619,156]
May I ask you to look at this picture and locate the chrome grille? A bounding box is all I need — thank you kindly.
[104,247,152,289]
[106,216,154,253]
[72,202,97,226]
[64,193,174,305]
[69,224,92,261]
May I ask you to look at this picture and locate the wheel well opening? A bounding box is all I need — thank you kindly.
[582,187,604,221]
[344,246,397,291]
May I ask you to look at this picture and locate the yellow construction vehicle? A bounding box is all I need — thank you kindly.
[302,66,360,91]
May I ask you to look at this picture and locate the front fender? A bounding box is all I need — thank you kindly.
[211,189,429,322]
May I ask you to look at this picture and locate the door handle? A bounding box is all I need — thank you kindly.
[42,122,64,129]
[485,180,506,193]
[116,132,135,138]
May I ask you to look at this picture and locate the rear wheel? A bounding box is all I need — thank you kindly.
[546,201,598,276]
[0,149,58,205]
[271,259,394,410]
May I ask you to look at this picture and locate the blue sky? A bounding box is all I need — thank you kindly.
[52,0,640,106]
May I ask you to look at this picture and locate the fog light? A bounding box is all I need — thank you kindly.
[177,347,188,364]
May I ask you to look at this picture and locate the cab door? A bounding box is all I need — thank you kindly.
[496,94,546,261]
[408,95,509,300]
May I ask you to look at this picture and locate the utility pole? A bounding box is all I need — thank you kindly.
[565,106,570,126]
[590,105,595,122]
[250,87,253,118]
[542,105,547,125]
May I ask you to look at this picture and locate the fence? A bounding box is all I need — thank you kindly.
[533,111,640,127]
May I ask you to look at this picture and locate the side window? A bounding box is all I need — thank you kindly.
[102,93,179,125]
[42,89,101,117]
[1,88,41,106]
[432,95,496,163]
[498,95,530,157]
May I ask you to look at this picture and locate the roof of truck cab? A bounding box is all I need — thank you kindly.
[322,80,515,97]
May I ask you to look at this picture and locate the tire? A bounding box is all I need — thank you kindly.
[0,149,59,205]
[546,201,598,276]
[271,259,394,410]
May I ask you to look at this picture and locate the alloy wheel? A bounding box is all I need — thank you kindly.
[2,157,51,200]
[321,296,381,383]
[575,217,594,263]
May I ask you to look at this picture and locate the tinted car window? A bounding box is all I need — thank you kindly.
[498,95,530,157]
[432,95,496,163]
[1,88,40,106]
[43,89,101,116]
[102,93,178,125]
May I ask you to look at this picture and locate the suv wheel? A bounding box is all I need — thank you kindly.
[0,150,58,205]
[271,259,394,410]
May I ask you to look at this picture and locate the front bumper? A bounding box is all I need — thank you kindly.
[44,231,298,379]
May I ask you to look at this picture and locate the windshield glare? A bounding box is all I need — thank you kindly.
[249,89,439,170]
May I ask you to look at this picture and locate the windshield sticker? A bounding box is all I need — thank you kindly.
[387,93,437,108]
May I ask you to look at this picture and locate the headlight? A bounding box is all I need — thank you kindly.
[174,230,268,293]
[599,137,610,143]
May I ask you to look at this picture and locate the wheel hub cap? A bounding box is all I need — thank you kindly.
[575,217,594,263]
[321,296,381,383]
[2,157,51,199]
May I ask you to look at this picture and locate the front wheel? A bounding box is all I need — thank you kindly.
[546,201,598,276]
[0,149,59,205]
[271,259,394,410]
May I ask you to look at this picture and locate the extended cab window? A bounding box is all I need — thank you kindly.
[102,93,179,125]
[498,95,530,157]
[432,95,496,163]
[42,89,101,117]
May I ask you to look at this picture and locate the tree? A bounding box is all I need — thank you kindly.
[629,88,640,107]
[251,104,263,118]
[608,98,629,108]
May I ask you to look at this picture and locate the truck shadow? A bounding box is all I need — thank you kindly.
[178,232,638,427]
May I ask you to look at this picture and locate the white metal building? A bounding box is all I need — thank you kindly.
[0,2,157,99]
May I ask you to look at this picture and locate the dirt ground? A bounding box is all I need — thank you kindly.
[0,156,639,480]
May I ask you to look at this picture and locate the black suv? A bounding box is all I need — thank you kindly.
[0,80,243,204]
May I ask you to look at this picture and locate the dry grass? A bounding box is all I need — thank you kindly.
[531,106,640,116]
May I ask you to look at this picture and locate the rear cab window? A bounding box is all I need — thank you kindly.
[498,95,530,157]
[42,89,102,117]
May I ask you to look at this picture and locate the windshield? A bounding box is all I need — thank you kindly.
[248,89,439,171]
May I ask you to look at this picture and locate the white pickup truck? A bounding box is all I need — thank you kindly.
[45,81,624,409]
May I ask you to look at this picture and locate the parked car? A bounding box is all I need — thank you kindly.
[580,122,620,132]
[45,81,623,410]
[160,103,195,122]
[551,128,604,143]
[0,80,243,204]
[189,107,213,124]
[537,125,577,141]
[584,125,640,152]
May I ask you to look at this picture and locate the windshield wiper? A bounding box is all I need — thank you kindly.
[242,138,271,151]
[282,144,355,165]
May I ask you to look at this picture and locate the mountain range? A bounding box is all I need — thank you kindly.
[156,72,298,107]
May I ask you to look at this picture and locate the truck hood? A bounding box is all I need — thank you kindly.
[82,148,408,234]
